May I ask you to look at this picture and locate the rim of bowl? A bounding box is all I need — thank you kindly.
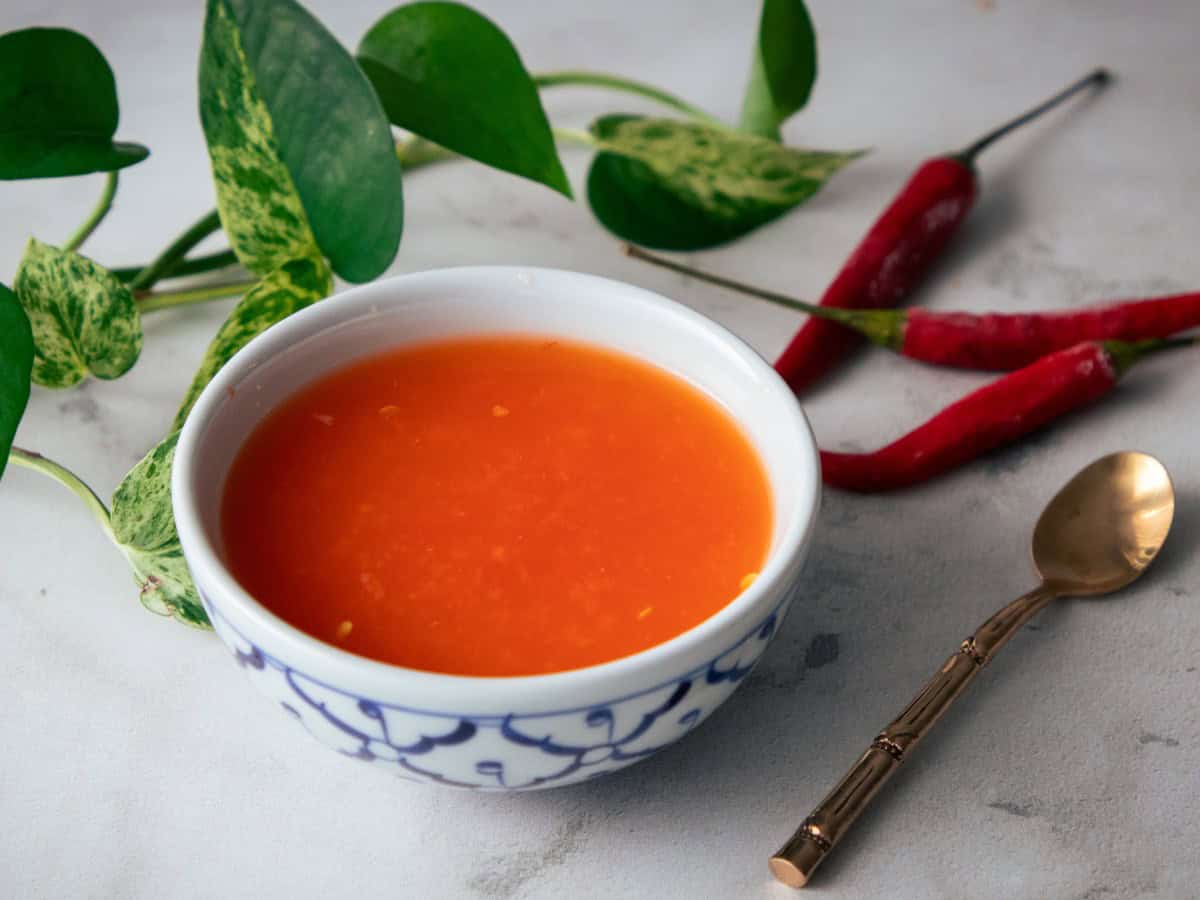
[172,266,820,703]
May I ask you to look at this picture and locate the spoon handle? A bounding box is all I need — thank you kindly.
[769,584,1057,888]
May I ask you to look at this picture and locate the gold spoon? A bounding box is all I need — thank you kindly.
[770,451,1176,888]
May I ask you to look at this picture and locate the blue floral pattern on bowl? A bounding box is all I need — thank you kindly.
[205,595,787,790]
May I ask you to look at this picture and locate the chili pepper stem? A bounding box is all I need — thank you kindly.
[957,68,1112,165]
[623,243,905,348]
[1106,335,1197,374]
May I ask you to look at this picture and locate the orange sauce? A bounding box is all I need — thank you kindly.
[221,336,772,676]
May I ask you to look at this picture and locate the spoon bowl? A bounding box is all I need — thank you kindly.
[1032,451,1175,596]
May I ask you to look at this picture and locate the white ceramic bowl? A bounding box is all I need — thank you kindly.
[173,267,820,791]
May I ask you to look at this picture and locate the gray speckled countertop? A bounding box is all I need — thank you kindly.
[3,1,1198,897]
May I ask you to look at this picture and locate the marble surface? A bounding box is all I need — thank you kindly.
[3,1,1199,897]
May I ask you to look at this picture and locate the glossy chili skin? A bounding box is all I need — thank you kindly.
[898,292,1200,370]
[774,157,978,395]
[820,342,1116,492]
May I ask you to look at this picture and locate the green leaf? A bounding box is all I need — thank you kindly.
[0,284,34,479]
[110,431,209,627]
[199,0,403,283]
[357,2,570,197]
[109,252,332,627]
[586,115,861,250]
[738,0,818,140]
[172,253,332,431]
[14,238,142,388]
[198,2,316,279]
[0,28,148,179]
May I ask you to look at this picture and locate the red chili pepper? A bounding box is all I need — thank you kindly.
[626,245,1200,371]
[899,296,1200,369]
[820,338,1190,492]
[773,69,1111,396]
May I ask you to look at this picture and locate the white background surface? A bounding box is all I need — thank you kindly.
[3,1,1198,897]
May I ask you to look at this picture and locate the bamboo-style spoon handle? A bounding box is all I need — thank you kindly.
[769,584,1058,888]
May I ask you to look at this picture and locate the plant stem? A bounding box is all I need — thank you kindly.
[129,209,223,291]
[118,74,696,286]
[957,68,1111,164]
[534,70,722,124]
[136,125,600,287]
[9,447,116,542]
[113,249,241,283]
[136,279,256,313]
[63,172,119,253]
[552,127,596,147]
[139,125,599,281]
[397,127,597,172]
[396,136,458,170]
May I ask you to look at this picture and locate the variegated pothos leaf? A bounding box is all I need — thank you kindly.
[172,252,332,431]
[13,237,142,387]
[110,431,209,627]
[108,253,333,628]
[198,0,319,276]
[594,116,860,220]
[198,0,403,282]
[587,115,863,250]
